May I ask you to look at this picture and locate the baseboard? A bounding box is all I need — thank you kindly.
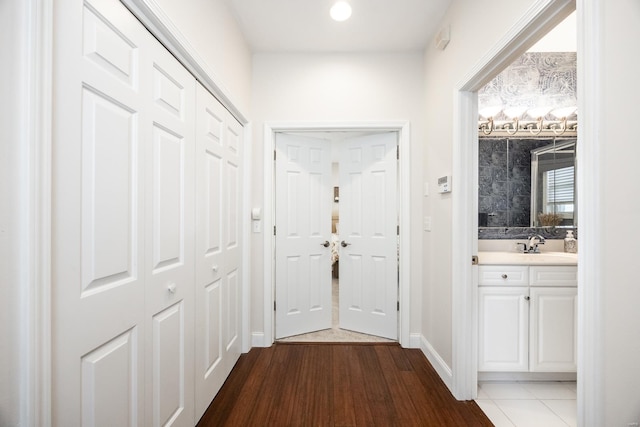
[420,335,453,391]
[408,333,422,349]
[251,332,270,348]
[478,371,577,382]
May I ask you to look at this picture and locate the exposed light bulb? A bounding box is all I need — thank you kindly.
[330,1,352,22]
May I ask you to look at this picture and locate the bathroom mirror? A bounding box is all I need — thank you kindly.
[478,137,577,229]
[531,139,576,227]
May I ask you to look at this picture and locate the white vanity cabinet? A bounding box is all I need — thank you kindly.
[478,265,577,373]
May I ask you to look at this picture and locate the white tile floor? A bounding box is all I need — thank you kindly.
[476,382,577,427]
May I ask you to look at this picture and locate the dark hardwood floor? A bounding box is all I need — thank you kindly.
[197,343,492,427]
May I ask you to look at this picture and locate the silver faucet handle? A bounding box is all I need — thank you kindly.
[516,242,528,253]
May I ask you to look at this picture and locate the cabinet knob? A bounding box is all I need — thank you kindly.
[501,274,508,279]
[524,295,530,301]
[167,283,177,294]
[212,265,219,272]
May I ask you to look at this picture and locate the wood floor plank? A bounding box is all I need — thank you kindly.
[196,346,263,426]
[331,346,357,427]
[213,345,276,426]
[197,343,493,427]
[374,345,422,426]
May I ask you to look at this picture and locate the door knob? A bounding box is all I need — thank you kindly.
[341,241,351,247]
[321,241,330,247]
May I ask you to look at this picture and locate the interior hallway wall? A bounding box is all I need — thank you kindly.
[420,0,551,372]
[250,52,427,343]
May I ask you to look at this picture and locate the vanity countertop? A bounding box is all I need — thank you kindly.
[478,251,578,266]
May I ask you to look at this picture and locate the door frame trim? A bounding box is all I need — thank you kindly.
[450,0,582,403]
[263,121,411,347]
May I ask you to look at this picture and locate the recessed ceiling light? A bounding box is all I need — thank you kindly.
[330,1,352,22]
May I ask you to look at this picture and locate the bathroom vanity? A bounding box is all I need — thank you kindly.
[477,251,577,374]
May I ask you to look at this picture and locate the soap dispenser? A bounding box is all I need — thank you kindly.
[564,230,577,253]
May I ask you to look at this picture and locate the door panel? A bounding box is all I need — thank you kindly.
[194,84,243,419]
[80,87,138,294]
[530,287,577,372]
[81,328,139,426]
[53,0,148,424]
[275,133,332,339]
[478,287,530,372]
[339,133,398,339]
[151,302,186,426]
[145,37,196,427]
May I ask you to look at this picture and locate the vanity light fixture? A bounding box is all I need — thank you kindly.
[477,105,577,137]
[330,1,352,22]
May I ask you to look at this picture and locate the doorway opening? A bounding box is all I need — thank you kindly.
[450,0,576,402]
[274,131,398,343]
[262,121,412,347]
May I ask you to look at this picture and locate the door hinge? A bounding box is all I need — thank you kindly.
[397,301,400,311]
[472,255,479,265]
[397,225,400,235]
[397,145,399,160]
[274,150,276,161]
[274,225,276,236]
[274,301,276,311]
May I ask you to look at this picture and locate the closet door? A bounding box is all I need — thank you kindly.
[52,0,196,425]
[52,0,149,424]
[143,31,196,427]
[194,84,243,419]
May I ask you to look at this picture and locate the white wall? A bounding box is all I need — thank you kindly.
[593,0,640,424]
[250,52,426,341]
[420,0,549,371]
[153,0,252,114]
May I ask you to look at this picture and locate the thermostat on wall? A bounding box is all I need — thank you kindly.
[438,175,452,193]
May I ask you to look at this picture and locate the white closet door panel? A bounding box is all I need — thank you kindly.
[225,269,240,351]
[151,302,187,426]
[144,37,196,427]
[53,0,147,424]
[82,2,137,87]
[81,328,139,427]
[195,84,243,420]
[81,87,138,294]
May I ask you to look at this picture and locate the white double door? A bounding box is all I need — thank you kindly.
[51,0,242,425]
[275,132,398,340]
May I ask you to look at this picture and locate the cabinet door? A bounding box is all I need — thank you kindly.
[479,287,529,372]
[530,287,577,372]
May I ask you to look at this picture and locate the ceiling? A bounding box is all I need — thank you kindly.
[223,0,453,53]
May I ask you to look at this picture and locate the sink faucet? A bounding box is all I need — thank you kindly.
[527,234,546,253]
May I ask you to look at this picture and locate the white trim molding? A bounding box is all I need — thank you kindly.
[420,335,453,391]
[25,0,53,425]
[451,0,576,401]
[575,0,603,425]
[262,121,412,347]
